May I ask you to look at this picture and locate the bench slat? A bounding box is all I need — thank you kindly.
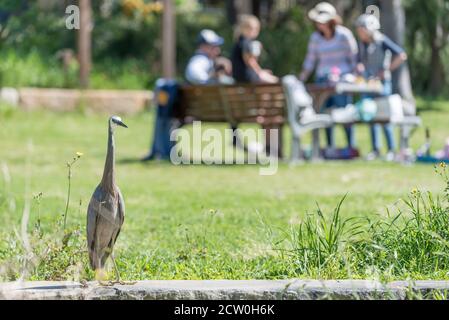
[179,84,287,126]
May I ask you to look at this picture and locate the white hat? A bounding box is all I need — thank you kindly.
[198,29,224,46]
[355,14,381,32]
[308,2,338,24]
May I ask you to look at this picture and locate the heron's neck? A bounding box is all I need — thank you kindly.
[101,122,116,192]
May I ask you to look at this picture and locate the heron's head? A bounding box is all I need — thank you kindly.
[110,116,128,129]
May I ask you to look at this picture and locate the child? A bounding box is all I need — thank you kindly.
[231,14,278,84]
[355,14,408,161]
[229,15,278,154]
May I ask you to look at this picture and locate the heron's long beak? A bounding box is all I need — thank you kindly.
[117,121,128,128]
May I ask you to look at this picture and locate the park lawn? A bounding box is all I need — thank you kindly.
[0,99,448,282]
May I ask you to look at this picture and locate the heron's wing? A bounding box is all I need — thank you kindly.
[87,190,100,254]
[87,187,119,269]
[87,189,101,268]
[110,188,125,248]
[117,188,125,226]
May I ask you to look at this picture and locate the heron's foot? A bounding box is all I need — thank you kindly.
[119,280,137,286]
[98,280,116,287]
[80,279,89,288]
[99,280,137,286]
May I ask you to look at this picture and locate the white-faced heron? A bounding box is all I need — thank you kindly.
[87,116,128,283]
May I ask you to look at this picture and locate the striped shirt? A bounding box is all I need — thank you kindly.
[303,25,358,79]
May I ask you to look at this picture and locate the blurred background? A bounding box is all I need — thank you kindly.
[1,0,448,97]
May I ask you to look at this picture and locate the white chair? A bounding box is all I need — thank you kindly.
[282,75,332,162]
[373,94,422,155]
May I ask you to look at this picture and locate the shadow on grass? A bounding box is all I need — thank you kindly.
[417,98,446,113]
[118,158,144,165]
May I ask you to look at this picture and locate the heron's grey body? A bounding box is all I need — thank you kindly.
[87,116,127,272]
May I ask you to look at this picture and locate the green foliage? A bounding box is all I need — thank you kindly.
[277,196,364,277]
[271,164,449,280]
[1,49,71,88]
[0,49,154,89]
[258,6,312,76]
[404,0,449,94]
[1,1,73,53]
[0,3,311,89]
[2,1,449,95]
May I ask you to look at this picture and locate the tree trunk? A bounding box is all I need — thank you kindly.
[78,0,92,89]
[234,0,252,15]
[379,0,416,113]
[228,0,274,24]
[253,0,275,24]
[429,44,445,95]
[162,0,176,79]
[225,0,237,25]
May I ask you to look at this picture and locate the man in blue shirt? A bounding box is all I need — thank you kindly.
[185,29,225,85]
[355,14,408,162]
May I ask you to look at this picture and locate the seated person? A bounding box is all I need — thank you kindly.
[185,29,226,85]
[214,57,235,85]
[231,14,278,84]
[230,15,279,154]
[143,30,229,162]
[355,14,408,162]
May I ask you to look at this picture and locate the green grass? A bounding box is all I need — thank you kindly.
[0,100,448,282]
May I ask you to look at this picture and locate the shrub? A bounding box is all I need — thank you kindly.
[273,164,449,280]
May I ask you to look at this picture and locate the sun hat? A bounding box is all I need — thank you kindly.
[197,29,224,46]
[308,2,339,24]
[355,14,381,33]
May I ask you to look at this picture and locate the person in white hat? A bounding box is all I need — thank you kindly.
[299,2,359,151]
[355,14,408,161]
[185,29,225,85]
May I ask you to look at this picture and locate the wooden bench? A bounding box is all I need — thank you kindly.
[174,83,287,158]
[170,80,421,163]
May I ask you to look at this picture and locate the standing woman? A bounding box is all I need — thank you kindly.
[299,2,358,151]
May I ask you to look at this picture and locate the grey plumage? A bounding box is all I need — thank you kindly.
[87,116,128,272]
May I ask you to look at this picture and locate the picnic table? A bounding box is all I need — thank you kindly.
[307,82,384,113]
[305,82,421,160]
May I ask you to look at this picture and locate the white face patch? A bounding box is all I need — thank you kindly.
[112,116,122,123]
[111,116,128,128]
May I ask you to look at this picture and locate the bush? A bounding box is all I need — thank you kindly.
[272,163,449,280]
[0,3,312,89]
[0,49,155,89]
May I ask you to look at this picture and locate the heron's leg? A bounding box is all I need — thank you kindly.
[96,268,114,287]
[110,253,121,283]
[110,253,137,285]
[99,280,114,286]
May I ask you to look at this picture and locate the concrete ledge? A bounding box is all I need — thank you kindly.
[1,280,449,300]
[2,88,153,115]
